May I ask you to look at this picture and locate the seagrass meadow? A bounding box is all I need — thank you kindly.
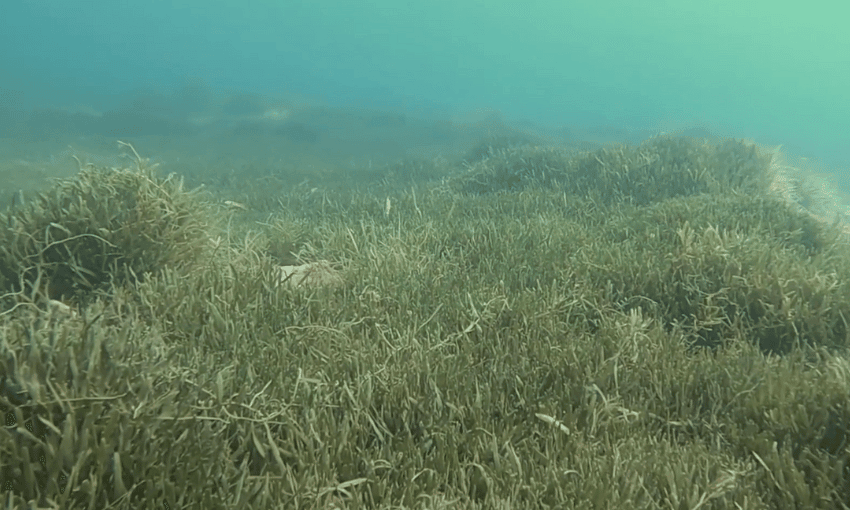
[3,136,850,509]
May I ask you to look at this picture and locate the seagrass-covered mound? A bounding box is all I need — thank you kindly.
[0,143,210,309]
[452,136,774,201]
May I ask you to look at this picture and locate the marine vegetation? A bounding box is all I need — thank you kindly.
[2,137,850,509]
[0,142,209,310]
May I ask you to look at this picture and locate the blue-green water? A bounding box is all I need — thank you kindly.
[1,0,848,171]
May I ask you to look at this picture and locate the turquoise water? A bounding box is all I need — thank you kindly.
[1,0,848,170]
